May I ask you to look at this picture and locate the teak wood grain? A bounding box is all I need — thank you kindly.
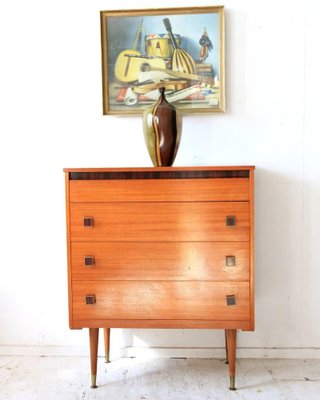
[71,318,252,330]
[72,281,250,322]
[70,202,250,242]
[65,173,73,328]
[71,241,250,281]
[249,169,255,331]
[69,178,250,203]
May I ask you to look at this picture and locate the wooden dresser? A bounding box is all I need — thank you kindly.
[64,166,255,390]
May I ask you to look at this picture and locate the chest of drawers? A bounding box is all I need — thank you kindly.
[64,166,255,390]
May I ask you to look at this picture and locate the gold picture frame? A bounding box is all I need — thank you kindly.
[100,6,225,115]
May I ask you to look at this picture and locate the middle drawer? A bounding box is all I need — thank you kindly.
[70,202,250,242]
[71,242,249,281]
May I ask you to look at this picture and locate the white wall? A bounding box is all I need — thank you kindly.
[1,0,320,357]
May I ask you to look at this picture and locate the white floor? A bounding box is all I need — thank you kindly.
[0,356,319,400]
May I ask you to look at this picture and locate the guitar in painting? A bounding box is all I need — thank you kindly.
[114,19,166,83]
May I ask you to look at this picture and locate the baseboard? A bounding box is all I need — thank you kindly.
[1,345,320,359]
[0,345,89,357]
[122,346,320,359]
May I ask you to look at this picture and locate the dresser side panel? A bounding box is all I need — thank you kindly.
[65,173,75,328]
[249,169,255,331]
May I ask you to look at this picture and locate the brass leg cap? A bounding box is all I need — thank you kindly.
[229,376,236,390]
[91,375,97,389]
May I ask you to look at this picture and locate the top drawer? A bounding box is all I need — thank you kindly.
[69,178,250,203]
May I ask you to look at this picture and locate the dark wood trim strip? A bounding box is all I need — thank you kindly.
[69,170,250,180]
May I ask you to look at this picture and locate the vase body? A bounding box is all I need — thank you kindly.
[143,88,182,167]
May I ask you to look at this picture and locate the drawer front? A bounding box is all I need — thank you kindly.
[70,202,250,242]
[69,178,250,203]
[71,242,249,281]
[72,281,250,321]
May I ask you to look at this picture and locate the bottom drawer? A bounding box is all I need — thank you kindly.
[72,281,250,322]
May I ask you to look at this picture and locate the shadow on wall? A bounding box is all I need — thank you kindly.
[121,328,225,352]
[254,167,308,348]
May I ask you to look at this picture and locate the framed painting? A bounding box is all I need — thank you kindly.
[100,6,225,115]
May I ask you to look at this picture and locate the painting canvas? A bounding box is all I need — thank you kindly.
[100,6,225,115]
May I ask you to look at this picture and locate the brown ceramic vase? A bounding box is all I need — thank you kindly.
[143,87,182,167]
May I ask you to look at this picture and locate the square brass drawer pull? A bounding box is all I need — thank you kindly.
[85,295,96,305]
[84,256,95,267]
[226,255,236,266]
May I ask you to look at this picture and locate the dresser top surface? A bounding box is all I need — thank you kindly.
[64,166,255,173]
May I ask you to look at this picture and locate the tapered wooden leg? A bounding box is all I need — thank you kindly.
[89,328,99,389]
[104,328,111,363]
[225,330,229,364]
[225,329,237,390]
